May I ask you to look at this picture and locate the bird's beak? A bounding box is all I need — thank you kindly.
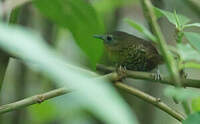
[93,34,104,40]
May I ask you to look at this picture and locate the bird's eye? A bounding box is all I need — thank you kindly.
[106,35,113,41]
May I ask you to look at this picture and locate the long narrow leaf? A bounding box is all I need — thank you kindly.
[34,0,105,66]
[0,23,138,124]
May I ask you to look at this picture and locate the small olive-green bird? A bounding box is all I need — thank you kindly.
[94,31,163,71]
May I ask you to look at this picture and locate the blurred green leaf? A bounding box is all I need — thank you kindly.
[124,18,157,42]
[29,101,59,123]
[181,61,200,69]
[177,43,200,62]
[33,0,105,67]
[183,112,200,124]
[185,32,200,53]
[184,23,200,29]
[92,0,133,14]
[154,7,190,27]
[0,23,138,124]
[164,87,200,102]
[192,98,200,112]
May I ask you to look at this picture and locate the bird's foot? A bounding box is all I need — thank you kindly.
[152,69,162,80]
[116,65,127,81]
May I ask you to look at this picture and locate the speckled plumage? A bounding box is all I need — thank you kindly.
[96,31,163,71]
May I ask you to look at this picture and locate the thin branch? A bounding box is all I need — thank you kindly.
[0,88,71,114]
[97,64,200,88]
[115,82,185,122]
[0,79,185,122]
[0,83,185,122]
[144,0,181,86]
[144,0,192,114]
[140,0,154,32]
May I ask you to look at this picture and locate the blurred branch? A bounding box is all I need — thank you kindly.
[0,88,71,114]
[184,0,200,17]
[140,0,154,32]
[97,64,200,88]
[0,0,31,17]
[115,81,185,122]
[182,101,192,115]
[0,51,9,90]
[0,8,21,91]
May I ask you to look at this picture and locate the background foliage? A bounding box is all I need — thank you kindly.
[0,0,200,124]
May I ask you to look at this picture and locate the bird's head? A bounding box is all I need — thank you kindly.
[93,31,129,46]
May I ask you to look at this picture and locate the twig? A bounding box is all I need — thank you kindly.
[97,64,200,88]
[144,0,192,114]
[115,82,185,122]
[0,88,71,114]
[140,0,154,32]
[144,0,181,86]
[0,83,185,122]
[0,78,186,122]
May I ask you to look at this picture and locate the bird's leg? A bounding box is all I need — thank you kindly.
[115,64,127,80]
[152,67,162,80]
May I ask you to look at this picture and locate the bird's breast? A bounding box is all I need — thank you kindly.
[105,43,159,71]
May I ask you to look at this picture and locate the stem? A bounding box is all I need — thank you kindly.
[9,7,21,24]
[144,0,181,86]
[140,0,154,32]
[0,52,9,91]
[0,8,20,91]
[0,88,71,114]
[182,101,191,115]
[115,82,185,122]
[143,0,193,114]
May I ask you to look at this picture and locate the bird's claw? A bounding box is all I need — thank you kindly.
[152,69,162,80]
[116,65,127,80]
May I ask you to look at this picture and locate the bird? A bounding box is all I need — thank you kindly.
[94,31,163,72]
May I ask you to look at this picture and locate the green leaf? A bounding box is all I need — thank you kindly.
[184,32,200,53]
[184,23,200,29]
[177,43,200,62]
[0,23,138,124]
[29,101,59,123]
[192,98,200,112]
[92,0,133,14]
[33,0,105,67]
[181,61,200,69]
[164,87,200,102]
[124,18,156,42]
[183,112,200,124]
[154,7,190,27]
